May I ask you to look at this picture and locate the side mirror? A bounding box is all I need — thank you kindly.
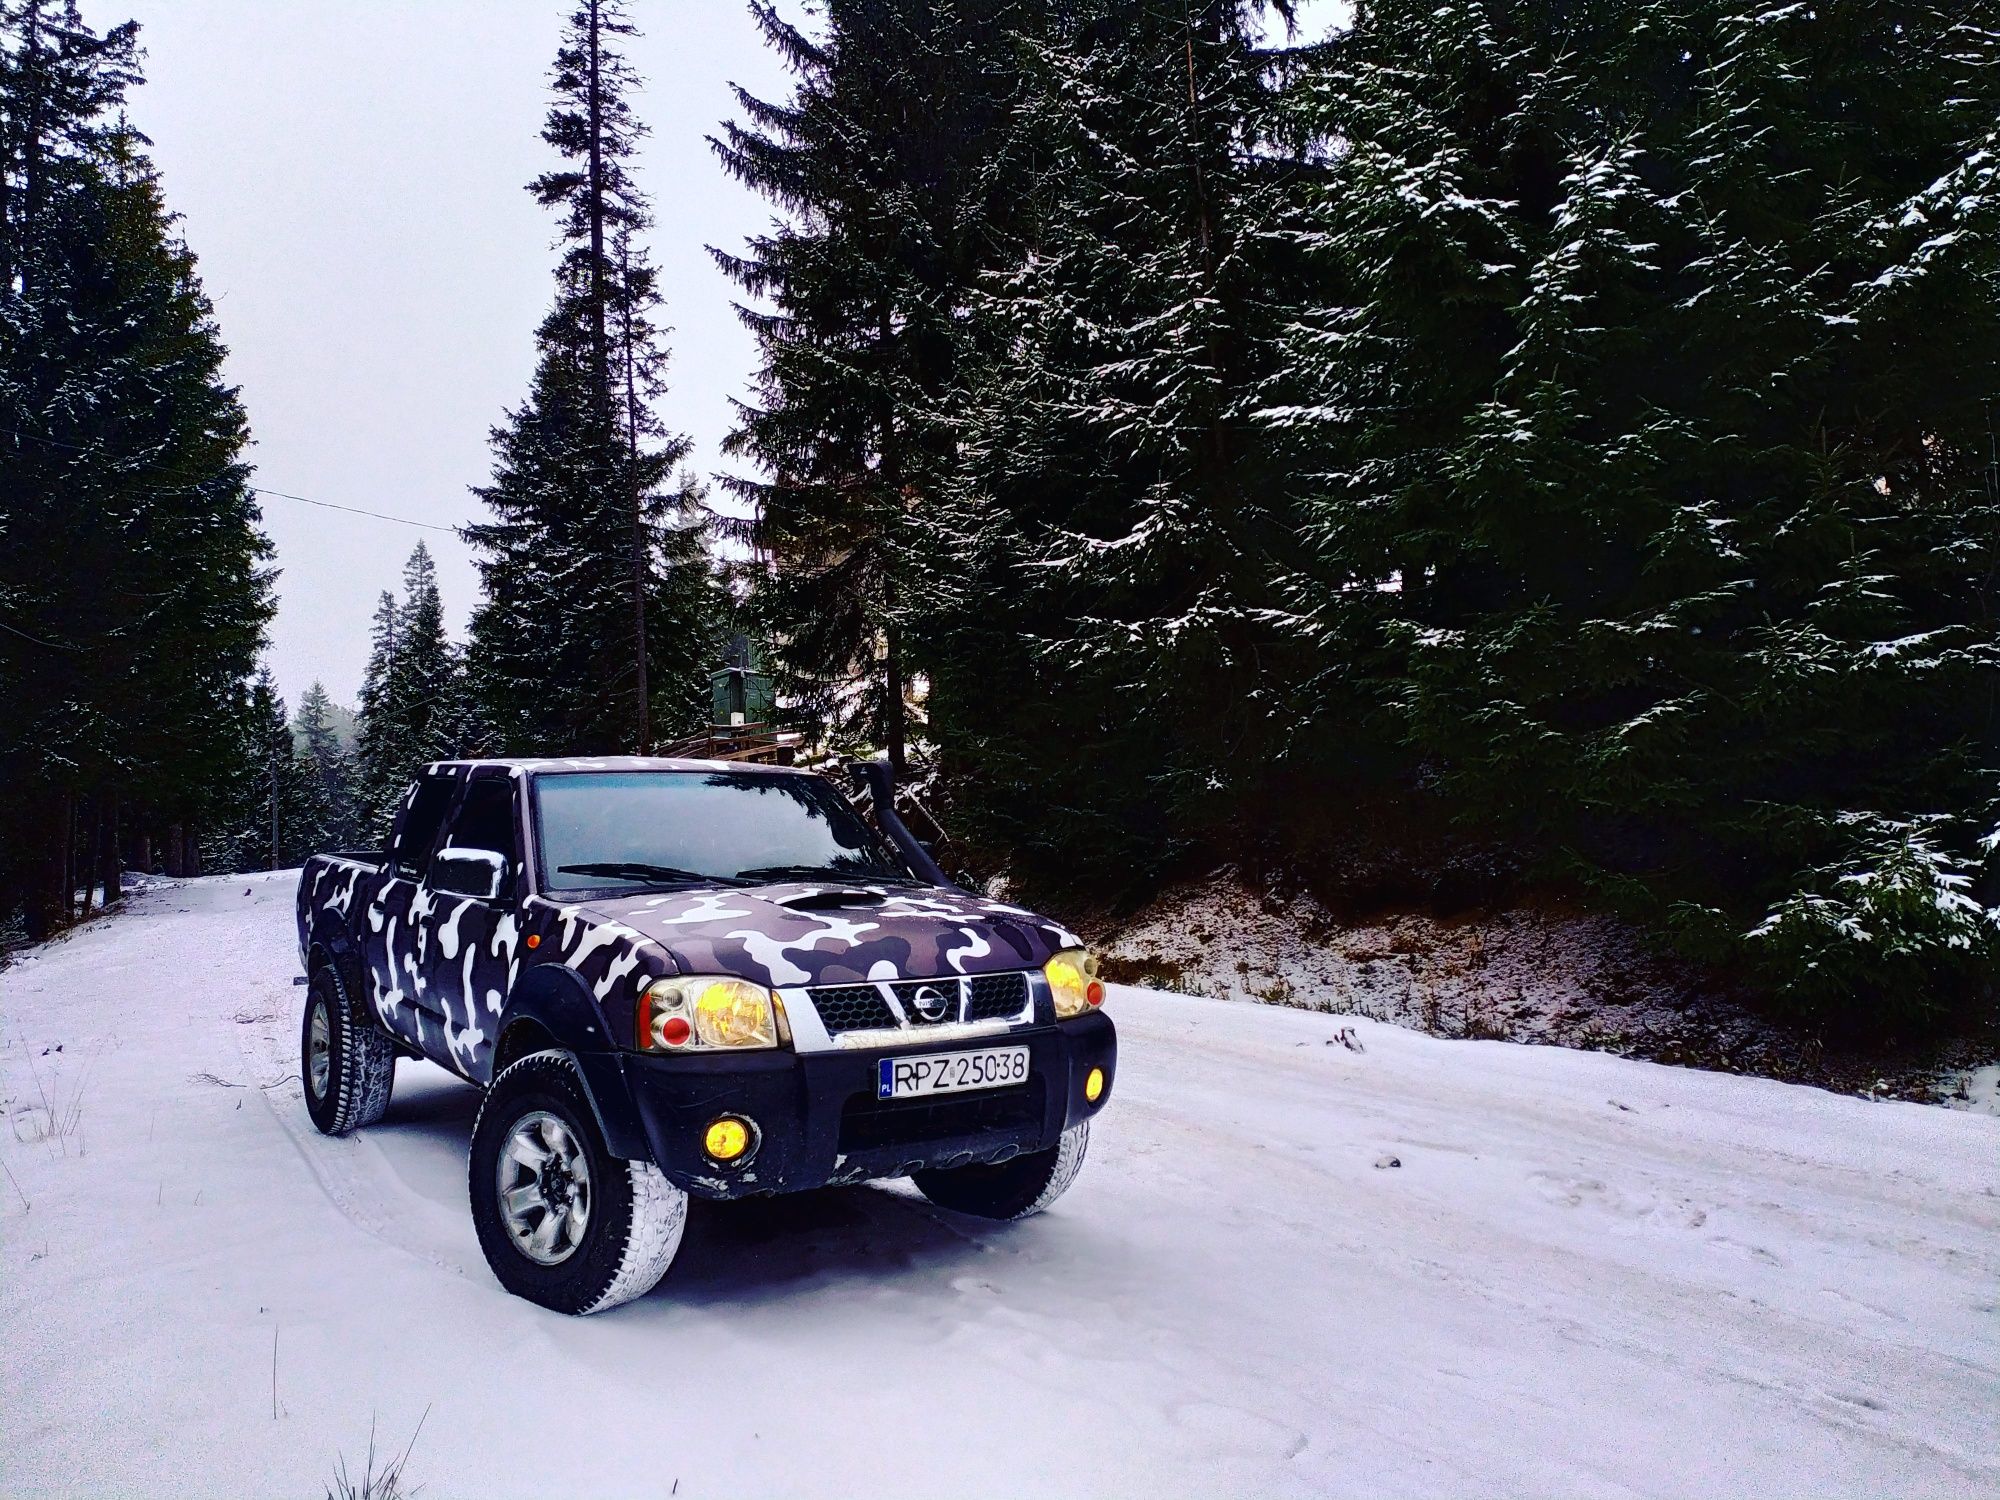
[431,848,509,901]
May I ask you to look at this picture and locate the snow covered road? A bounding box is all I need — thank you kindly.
[2,872,1996,1498]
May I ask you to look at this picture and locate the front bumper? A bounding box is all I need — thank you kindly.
[581,1011,1116,1198]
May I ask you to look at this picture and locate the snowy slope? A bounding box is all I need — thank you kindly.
[1,873,1995,1499]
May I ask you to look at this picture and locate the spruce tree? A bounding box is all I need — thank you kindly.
[466,0,716,756]
[1277,0,2000,1019]
[352,544,481,838]
[203,668,313,872]
[352,587,404,836]
[1,4,272,930]
[715,0,1040,768]
[293,680,358,850]
[910,0,1300,892]
[388,541,453,760]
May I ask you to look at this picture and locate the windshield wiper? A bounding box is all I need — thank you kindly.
[734,864,918,887]
[557,862,747,887]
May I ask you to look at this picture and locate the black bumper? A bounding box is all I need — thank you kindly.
[578,1012,1116,1199]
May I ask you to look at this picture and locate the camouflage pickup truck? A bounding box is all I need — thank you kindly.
[294,757,1116,1314]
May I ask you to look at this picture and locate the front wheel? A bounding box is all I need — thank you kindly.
[912,1123,1090,1220]
[468,1051,688,1315]
[300,965,395,1136]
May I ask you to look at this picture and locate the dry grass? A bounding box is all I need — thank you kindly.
[325,1409,429,1500]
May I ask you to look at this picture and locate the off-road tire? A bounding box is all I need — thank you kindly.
[912,1122,1090,1221]
[468,1050,687,1315]
[301,963,396,1136]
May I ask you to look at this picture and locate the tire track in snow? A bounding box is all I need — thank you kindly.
[1107,996,2000,1480]
[235,1006,471,1278]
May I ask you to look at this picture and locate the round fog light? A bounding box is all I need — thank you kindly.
[703,1116,754,1163]
[1085,1067,1106,1103]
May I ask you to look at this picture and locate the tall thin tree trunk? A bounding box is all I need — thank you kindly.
[884,614,906,776]
[79,797,100,916]
[25,792,67,938]
[66,795,79,919]
[877,306,905,773]
[619,239,650,752]
[6,2,51,299]
[100,791,122,906]
[585,0,610,400]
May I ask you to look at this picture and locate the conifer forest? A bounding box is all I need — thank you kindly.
[3,0,1997,1040]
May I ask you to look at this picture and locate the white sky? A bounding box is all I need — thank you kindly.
[109,0,1349,713]
[112,0,796,710]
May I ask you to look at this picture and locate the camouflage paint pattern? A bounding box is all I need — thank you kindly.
[296,758,1082,1086]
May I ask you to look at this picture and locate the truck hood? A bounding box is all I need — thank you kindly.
[570,882,1082,989]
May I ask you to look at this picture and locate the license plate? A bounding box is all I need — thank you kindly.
[877,1046,1029,1100]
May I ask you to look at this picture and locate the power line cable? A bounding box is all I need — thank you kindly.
[244,486,457,532]
[0,424,460,532]
[0,614,87,651]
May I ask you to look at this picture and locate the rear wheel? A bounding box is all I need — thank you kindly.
[300,964,395,1136]
[912,1123,1090,1220]
[468,1051,688,1315]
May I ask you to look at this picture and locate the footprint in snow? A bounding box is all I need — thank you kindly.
[1164,1398,1311,1463]
[1528,1171,1710,1229]
[1707,1235,1786,1268]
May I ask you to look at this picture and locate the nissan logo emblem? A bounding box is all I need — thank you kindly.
[910,984,952,1022]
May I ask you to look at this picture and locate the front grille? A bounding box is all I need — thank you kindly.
[807,984,896,1034]
[839,1075,1044,1153]
[805,971,1035,1035]
[891,979,958,1025]
[967,971,1030,1022]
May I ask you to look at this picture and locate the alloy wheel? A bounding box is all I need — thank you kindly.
[495,1109,593,1265]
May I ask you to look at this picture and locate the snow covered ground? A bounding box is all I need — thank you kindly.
[1101,873,2000,1111]
[2,872,1996,1499]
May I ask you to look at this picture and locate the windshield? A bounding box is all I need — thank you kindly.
[532,770,915,893]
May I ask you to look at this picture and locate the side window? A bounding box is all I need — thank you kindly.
[439,778,520,874]
[389,774,455,879]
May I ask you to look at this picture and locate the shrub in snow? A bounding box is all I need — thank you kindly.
[1749,817,2000,1024]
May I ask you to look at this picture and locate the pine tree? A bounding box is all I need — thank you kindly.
[293,680,357,850]
[1,4,273,931]
[388,541,453,759]
[352,587,404,837]
[466,0,717,756]
[908,0,1301,892]
[1277,0,2000,1019]
[715,0,1041,768]
[352,543,480,838]
[203,668,314,872]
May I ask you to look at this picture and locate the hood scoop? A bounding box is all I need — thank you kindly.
[771,887,891,912]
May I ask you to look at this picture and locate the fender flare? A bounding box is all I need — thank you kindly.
[305,917,366,1011]
[494,965,649,1160]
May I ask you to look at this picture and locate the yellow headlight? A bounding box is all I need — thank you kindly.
[1085,1066,1106,1103]
[690,977,779,1049]
[1045,948,1105,1019]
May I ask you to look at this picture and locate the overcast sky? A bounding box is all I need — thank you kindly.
[112,0,795,709]
[110,0,1346,712]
